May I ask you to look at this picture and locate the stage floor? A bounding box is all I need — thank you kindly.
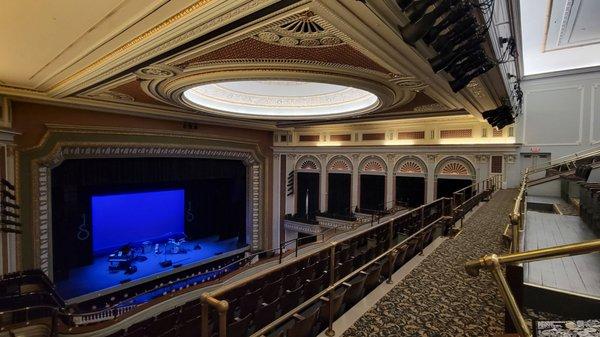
[55,236,240,301]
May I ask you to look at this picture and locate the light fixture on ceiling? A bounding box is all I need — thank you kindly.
[182,80,380,120]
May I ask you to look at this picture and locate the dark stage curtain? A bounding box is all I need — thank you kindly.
[396,176,425,207]
[327,173,351,215]
[360,174,385,211]
[436,178,472,198]
[51,157,246,282]
[296,172,319,218]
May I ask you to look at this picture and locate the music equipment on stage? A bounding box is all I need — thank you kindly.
[108,245,136,273]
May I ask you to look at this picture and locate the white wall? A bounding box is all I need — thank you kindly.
[518,71,600,159]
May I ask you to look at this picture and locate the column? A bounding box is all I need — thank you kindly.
[385,159,394,208]
[272,154,281,249]
[319,154,328,212]
[426,154,437,202]
[351,154,360,210]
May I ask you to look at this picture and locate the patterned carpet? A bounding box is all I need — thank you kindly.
[343,189,518,337]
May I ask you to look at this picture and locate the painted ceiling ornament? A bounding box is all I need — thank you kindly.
[88,91,135,102]
[466,80,484,97]
[413,103,447,112]
[253,11,344,48]
[389,75,428,92]
[135,64,181,80]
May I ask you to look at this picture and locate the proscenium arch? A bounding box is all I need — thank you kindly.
[358,155,387,175]
[394,156,428,177]
[326,155,353,173]
[434,156,476,180]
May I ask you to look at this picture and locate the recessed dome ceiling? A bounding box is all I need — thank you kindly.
[182,80,380,119]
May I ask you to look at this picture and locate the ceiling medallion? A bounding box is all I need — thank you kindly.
[254,12,343,48]
[182,80,380,120]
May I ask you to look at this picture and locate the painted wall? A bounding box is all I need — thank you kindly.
[518,71,600,160]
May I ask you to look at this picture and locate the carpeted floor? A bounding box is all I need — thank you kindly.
[343,189,519,337]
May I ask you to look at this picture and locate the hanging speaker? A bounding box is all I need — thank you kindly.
[400,0,454,45]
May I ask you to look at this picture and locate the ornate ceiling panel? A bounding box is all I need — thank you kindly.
[0,0,505,128]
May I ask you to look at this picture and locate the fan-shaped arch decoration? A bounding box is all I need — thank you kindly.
[327,156,352,173]
[296,155,321,172]
[359,156,386,174]
[435,157,474,178]
[395,156,427,176]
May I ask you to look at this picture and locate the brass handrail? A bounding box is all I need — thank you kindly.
[465,239,600,337]
[527,146,600,175]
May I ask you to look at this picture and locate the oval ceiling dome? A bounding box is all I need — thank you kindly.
[182,80,380,119]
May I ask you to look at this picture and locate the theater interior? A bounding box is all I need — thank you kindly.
[1,1,599,336]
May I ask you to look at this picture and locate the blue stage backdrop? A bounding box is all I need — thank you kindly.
[92,189,184,255]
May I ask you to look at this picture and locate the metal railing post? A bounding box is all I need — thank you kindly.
[326,243,337,337]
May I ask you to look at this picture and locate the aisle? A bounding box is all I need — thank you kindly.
[342,189,518,337]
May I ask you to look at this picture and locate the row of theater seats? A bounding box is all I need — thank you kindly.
[580,182,600,232]
[103,214,439,337]
[215,219,438,337]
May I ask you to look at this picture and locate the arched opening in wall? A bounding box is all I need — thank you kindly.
[394,157,427,207]
[295,156,321,219]
[326,156,352,216]
[435,158,475,199]
[359,156,386,212]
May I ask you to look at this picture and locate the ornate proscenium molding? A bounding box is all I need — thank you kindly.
[31,142,264,276]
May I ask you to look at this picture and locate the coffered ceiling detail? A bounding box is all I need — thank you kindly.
[0,0,505,128]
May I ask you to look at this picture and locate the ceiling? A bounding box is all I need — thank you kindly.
[520,0,600,75]
[0,0,505,129]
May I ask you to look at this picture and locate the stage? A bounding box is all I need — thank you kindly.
[56,236,243,303]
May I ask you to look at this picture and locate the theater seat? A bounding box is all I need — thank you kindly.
[286,302,321,337]
[362,262,383,293]
[228,312,252,337]
[341,273,367,307]
[318,287,347,324]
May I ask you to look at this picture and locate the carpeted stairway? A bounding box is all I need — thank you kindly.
[343,189,519,337]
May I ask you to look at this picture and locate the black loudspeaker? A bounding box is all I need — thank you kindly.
[401,0,454,45]
[422,3,469,44]
[449,61,495,92]
[405,0,440,23]
[397,0,413,10]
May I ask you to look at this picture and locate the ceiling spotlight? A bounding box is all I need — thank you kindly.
[400,0,455,45]
[446,51,488,78]
[431,18,477,53]
[449,60,495,92]
[397,0,413,10]
[422,3,470,44]
[429,37,483,72]
[405,0,441,23]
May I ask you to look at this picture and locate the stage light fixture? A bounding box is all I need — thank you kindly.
[431,18,477,53]
[422,3,469,44]
[449,60,495,92]
[400,0,455,45]
[429,37,483,72]
[405,0,440,23]
[446,51,488,78]
[482,105,514,129]
[397,0,413,10]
